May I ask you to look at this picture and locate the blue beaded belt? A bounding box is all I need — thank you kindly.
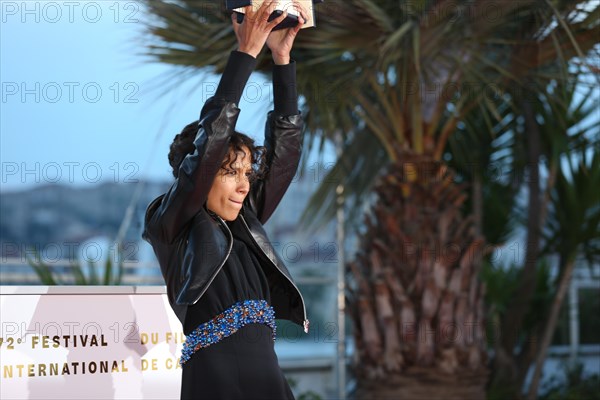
[180,299,276,365]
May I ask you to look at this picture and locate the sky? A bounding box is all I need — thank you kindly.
[1,1,333,192]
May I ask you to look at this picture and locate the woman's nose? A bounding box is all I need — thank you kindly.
[237,177,250,194]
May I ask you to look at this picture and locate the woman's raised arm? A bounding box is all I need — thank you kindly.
[145,3,290,244]
[246,1,308,223]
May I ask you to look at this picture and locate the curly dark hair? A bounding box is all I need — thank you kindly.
[168,121,267,183]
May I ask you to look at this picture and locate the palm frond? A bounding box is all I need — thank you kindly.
[141,0,599,229]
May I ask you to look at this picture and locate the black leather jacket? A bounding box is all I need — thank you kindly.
[142,96,309,334]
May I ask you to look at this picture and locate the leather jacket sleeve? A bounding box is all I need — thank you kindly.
[245,61,304,223]
[145,51,257,244]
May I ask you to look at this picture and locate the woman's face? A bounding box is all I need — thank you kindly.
[206,146,252,221]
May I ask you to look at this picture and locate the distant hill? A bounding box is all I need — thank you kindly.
[0,177,336,264]
[0,180,169,259]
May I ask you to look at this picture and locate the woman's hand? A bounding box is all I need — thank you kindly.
[232,0,288,58]
[266,1,308,65]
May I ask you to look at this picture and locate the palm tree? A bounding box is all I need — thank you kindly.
[527,146,600,399]
[514,69,599,397]
[450,68,599,398]
[141,0,599,398]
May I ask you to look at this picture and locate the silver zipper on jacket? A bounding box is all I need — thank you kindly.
[192,214,233,304]
[239,214,309,333]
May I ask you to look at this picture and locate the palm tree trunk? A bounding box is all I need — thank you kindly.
[347,153,488,399]
[354,367,488,400]
[473,174,483,237]
[526,257,576,399]
[539,163,558,230]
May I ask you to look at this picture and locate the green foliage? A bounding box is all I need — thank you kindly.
[542,149,600,266]
[482,260,522,316]
[26,245,125,285]
[539,362,600,400]
[482,259,554,347]
[487,383,521,400]
[298,391,324,400]
[286,376,323,400]
[446,99,520,246]
[523,262,555,334]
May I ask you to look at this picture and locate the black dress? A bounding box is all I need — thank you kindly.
[180,221,295,400]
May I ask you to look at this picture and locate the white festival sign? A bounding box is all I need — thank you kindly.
[0,286,183,400]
